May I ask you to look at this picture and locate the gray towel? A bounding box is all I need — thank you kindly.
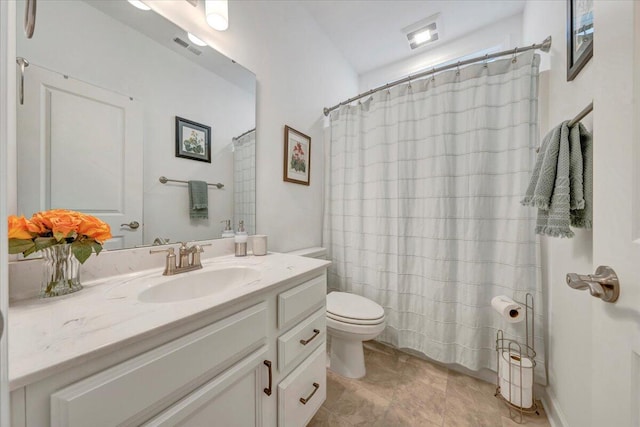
[521,121,592,237]
[188,180,208,219]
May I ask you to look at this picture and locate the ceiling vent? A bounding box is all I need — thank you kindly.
[173,37,189,48]
[173,37,204,56]
[403,13,441,50]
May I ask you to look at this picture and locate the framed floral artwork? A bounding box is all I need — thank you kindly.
[567,0,593,81]
[175,116,211,163]
[283,125,311,186]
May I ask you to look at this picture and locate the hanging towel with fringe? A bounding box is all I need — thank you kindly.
[188,180,209,219]
[521,121,592,238]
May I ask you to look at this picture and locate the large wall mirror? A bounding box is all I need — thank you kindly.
[15,0,256,252]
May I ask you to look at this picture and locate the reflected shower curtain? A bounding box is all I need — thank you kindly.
[323,51,545,380]
[233,131,256,234]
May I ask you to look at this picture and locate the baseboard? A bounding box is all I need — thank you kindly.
[540,387,569,427]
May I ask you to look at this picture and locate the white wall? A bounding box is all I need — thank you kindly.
[147,1,359,252]
[15,0,255,245]
[359,13,523,92]
[522,2,595,426]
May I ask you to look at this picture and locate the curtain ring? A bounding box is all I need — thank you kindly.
[431,68,436,82]
[456,61,461,76]
[483,54,489,68]
[407,75,412,90]
[512,47,519,64]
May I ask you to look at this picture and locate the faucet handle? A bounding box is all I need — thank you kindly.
[150,247,175,255]
[191,243,212,267]
[149,247,176,275]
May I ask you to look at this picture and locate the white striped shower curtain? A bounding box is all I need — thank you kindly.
[233,131,256,235]
[323,51,545,381]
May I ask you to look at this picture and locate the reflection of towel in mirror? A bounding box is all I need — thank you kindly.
[188,180,208,219]
[521,121,592,238]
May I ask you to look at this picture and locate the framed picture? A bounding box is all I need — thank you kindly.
[567,0,593,81]
[283,125,311,186]
[175,116,211,163]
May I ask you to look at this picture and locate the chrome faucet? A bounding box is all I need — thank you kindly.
[150,242,212,276]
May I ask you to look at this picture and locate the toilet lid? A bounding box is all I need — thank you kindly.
[326,292,385,321]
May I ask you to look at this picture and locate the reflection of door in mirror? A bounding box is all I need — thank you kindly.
[17,64,143,250]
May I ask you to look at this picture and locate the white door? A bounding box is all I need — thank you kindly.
[589,2,640,426]
[17,63,143,249]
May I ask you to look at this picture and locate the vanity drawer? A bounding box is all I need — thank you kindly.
[50,303,267,427]
[278,308,326,371]
[278,273,326,330]
[277,346,327,427]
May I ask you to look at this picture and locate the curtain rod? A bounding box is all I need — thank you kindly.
[323,36,552,117]
[568,102,593,127]
[232,128,256,141]
[158,176,224,189]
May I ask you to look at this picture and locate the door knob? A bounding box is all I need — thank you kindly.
[566,266,620,303]
[121,221,140,230]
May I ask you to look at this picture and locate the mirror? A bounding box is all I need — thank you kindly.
[15,0,256,252]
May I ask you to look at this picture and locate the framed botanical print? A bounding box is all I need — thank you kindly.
[567,0,593,81]
[283,125,311,186]
[175,116,211,163]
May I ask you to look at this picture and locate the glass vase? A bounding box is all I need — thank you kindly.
[40,244,82,298]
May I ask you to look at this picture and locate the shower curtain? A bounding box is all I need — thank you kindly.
[323,51,545,381]
[233,131,256,234]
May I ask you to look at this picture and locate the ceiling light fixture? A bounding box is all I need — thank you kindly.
[187,32,207,47]
[403,14,441,50]
[205,0,229,31]
[127,0,151,11]
[412,29,431,45]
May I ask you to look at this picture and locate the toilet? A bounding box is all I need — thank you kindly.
[326,291,386,378]
[288,247,387,379]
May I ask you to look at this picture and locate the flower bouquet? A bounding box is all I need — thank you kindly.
[8,209,112,297]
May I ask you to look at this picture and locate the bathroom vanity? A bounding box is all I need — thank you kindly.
[9,253,329,426]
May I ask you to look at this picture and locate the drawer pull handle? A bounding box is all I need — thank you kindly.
[299,382,320,405]
[263,360,273,396]
[300,329,321,346]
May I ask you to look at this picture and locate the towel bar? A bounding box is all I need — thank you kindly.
[158,176,224,189]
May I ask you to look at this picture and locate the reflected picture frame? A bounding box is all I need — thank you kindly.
[175,116,211,163]
[283,125,311,186]
[567,0,593,81]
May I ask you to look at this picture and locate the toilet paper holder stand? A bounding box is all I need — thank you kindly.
[495,293,538,424]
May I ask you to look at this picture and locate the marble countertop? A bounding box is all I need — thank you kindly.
[9,252,330,390]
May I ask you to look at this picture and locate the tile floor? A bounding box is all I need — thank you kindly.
[308,341,551,427]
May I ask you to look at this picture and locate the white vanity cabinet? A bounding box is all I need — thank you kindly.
[10,269,328,427]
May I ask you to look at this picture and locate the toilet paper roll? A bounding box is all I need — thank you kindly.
[500,377,533,408]
[499,352,533,387]
[491,295,524,323]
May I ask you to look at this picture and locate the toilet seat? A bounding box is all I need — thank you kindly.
[326,292,385,324]
[326,312,385,325]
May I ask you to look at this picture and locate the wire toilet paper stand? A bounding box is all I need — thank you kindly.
[495,293,539,423]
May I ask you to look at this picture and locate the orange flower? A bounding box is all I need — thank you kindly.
[76,215,112,243]
[8,215,33,240]
[50,214,81,240]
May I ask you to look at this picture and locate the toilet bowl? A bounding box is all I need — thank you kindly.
[287,247,386,379]
[326,291,386,378]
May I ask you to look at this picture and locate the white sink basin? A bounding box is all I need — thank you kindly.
[138,266,260,303]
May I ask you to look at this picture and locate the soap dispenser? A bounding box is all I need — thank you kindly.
[234,220,248,257]
[221,220,235,238]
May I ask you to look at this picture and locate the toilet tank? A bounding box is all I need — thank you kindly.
[287,247,327,260]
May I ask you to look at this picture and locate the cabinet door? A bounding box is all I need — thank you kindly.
[143,346,268,427]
